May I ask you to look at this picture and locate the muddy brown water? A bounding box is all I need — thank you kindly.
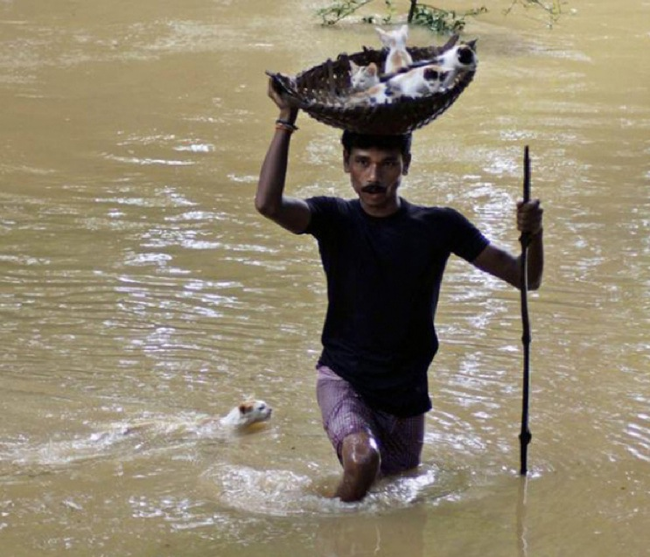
[1,1,648,555]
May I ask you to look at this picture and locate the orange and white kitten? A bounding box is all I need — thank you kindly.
[219,400,272,429]
[375,25,412,74]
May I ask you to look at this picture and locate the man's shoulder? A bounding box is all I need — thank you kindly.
[402,199,462,220]
[304,196,360,236]
[306,196,358,215]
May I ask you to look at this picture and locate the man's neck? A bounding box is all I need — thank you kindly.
[360,196,402,218]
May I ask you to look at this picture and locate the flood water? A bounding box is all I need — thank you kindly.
[1,0,649,555]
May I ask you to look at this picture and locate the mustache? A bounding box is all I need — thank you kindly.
[361,183,386,193]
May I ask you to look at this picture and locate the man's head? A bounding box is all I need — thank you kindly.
[341,131,412,217]
[341,131,412,160]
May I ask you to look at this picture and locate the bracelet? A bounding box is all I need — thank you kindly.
[275,119,298,133]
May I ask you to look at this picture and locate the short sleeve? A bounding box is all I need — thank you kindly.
[443,208,490,262]
[304,196,350,239]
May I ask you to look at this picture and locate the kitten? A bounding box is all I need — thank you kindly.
[349,61,380,91]
[433,42,478,89]
[219,399,273,429]
[386,64,450,98]
[346,37,477,106]
[347,82,393,106]
[375,24,413,74]
[347,64,450,105]
[118,399,273,436]
[435,42,478,72]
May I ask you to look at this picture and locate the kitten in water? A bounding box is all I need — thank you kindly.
[119,399,273,436]
[375,24,413,74]
[219,399,273,429]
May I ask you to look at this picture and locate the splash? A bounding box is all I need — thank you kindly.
[203,463,465,517]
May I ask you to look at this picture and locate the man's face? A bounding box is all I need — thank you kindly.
[343,146,410,215]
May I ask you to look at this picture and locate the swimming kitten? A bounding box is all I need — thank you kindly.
[219,400,273,429]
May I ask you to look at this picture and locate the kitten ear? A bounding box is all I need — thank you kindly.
[375,27,389,44]
[398,24,409,39]
[349,60,359,72]
[367,63,378,75]
[238,403,252,414]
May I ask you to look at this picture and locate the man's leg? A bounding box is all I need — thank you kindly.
[335,431,380,502]
[316,365,381,502]
[374,412,425,476]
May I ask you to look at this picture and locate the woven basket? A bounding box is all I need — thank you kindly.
[266,35,477,136]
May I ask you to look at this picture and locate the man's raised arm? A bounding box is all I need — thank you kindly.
[255,79,312,235]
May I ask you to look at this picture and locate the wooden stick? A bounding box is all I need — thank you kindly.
[519,145,532,476]
[408,1,418,23]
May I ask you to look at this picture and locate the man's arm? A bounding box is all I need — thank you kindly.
[472,199,544,291]
[255,80,312,235]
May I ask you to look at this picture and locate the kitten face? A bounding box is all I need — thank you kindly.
[422,67,447,92]
[436,43,478,72]
[375,24,408,50]
[456,44,477,67]
[221,399,272,428]
[350,61,380,91]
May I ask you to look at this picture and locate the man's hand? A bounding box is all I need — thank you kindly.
[267,78,298,124]
[517,199,543,237]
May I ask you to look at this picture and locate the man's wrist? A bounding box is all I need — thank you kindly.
[278,108,298,125]
[275,119,299,133]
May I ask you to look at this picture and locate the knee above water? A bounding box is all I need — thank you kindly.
[342,432,380,467]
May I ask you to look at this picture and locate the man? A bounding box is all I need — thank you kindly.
[256,81,544,502]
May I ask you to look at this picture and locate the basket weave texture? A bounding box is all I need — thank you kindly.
[267,35,476,136]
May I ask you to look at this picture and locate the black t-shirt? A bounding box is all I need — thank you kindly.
[305,196,489,417]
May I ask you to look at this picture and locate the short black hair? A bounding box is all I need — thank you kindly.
[341,130,412,157]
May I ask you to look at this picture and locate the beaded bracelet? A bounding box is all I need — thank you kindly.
[275,119,298,133]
